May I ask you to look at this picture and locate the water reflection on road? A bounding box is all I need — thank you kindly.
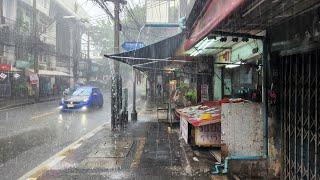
[0,93,111,180]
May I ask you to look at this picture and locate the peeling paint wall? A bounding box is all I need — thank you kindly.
[221,102,263,156]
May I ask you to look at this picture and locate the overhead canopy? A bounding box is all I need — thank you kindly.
[105,33,185,72]
[184,0,245,50]
[28,69,71,77]
[185,0,320,51]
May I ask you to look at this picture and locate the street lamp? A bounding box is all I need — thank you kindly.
[131,25,145,122]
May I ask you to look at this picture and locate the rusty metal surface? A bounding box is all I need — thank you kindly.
[221,102,263,156]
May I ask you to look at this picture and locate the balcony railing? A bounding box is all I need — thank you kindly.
[0,16,55,54]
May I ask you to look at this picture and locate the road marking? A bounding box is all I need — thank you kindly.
[0,100,60,112]
[0,106,23,112]
[31,111,56,121]
[19,122,109,180]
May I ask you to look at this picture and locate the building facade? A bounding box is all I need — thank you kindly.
[0,0,89,99]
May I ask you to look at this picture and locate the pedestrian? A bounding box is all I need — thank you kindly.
[53,84,57,96]
[156,83,162,96]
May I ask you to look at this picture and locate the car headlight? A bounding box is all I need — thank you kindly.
[81,106,88,111]
[83,97,89,102]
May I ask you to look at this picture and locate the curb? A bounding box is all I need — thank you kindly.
[19,122,109,180]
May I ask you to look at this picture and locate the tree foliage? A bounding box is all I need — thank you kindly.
[90,4,178,54]
[91,20,114,55]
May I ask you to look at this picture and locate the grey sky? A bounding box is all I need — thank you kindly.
[78,0,145,24]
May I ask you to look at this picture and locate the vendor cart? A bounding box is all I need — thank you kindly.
[176,101,222,147]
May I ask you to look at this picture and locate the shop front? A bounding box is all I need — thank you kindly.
[27,69,71,97]
[181,0,270,175]
[0,64,26,99]
[214,37,263,101]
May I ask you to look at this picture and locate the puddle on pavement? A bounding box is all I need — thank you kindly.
[80,137,135,170]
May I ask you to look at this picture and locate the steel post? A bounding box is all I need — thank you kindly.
[131,69,137,121]
[262,38,269,157]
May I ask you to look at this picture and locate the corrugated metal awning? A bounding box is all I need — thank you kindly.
[28,69,71,77]
[105,33,185,72]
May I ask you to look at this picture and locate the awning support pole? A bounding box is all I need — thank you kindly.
[262,36,269,158]
[131,68,137,121]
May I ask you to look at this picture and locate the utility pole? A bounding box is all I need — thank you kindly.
[112,0,121,130]
[0,0,2,24]
[0,0,4,59]
[114,2,120,55]
[92,0,126,130]
[109,0,126,130]
[87,30,91,83]
[72,21,80,86]
[32,0,39,102]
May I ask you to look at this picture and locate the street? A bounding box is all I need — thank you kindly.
[0,92,110,180]
[0,0,318,179]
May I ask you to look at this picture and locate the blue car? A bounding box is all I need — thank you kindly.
[59,86,103,112]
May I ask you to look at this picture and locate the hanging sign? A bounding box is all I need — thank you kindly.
[0,64,11,71]
[121,42,145,52]
[0,73,7,79]
[201,84,209,102]
[30,74,39,85]
[13,73,21,79]
[217,50,231,63]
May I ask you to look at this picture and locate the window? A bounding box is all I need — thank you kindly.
[40,0,49,9]
[72,88,92,96]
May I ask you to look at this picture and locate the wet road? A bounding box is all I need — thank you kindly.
[0,93,111,180]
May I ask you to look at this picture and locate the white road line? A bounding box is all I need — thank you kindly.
[31,111,57,120]
[0,106,22,112]
[0,100,59,112]
[19,122,110,180]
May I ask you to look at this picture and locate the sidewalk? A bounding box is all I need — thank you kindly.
[22,108,221,180]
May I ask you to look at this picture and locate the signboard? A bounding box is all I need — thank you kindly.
[0,73,7,79]
[13,73,21,79]
[201,84,209,102]
[224,79,232,95]
[217,51,231,63]
[16,60,31,69]
[0,64,11,71]
[195,124,221,146]
[121,42,145,52]
[29,74,39,85]
[180,116,189,143]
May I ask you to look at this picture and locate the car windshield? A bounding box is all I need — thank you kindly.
[72,88,92,96]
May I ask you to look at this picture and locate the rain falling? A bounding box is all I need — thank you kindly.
[0,0,319,179]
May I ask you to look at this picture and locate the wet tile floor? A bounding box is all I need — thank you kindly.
[38,114,215,180]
